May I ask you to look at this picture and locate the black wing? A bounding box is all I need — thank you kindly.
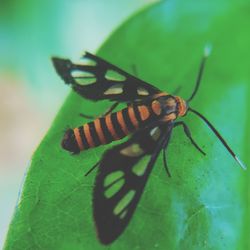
[93,122,173,244]
[52,52,161,102]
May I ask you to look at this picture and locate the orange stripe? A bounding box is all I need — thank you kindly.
[116,111,129,134]
[73,127,84,151]
[138,105,150,121]
[94,119,106,144]
[151,100,162,115]
[105,114,120,140]
[84,123,95,147]
[128,106,139,128]
[175,96,187,116]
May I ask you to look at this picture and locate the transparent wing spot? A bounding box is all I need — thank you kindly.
[119,210,128,219]
[71,70,96,85]
[105,69,126,82]
[104,170,124,187]
[132,156,150,176]
[76,57,97,66]
[150,127,161,141]
[113,190,136,216]
[71,69,95,78]
[103,83,124,95]
[137,87,149,96]
[120,143,144,157]
[74,77,96,85]
[104,178,125,199]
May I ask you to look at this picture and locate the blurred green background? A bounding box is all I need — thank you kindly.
[1,0,249,249]
[0,0,156,248]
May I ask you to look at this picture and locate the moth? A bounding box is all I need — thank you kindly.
[52,47,246,245]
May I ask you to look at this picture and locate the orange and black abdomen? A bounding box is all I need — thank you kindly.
[61,106,143,154]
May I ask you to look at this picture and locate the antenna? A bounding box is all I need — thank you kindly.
[187,44,212,102]
[189,108,246,170]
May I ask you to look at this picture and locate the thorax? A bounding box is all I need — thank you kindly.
[133,92,186,124]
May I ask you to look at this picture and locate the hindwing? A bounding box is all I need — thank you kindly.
[93,122,173,244]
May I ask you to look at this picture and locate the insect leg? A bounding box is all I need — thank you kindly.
[162,147,171,177]
[84,161,100,176]
[160,123,174,178]
[101,102,119,116]
[172,85,182,95]
[174,121,206,155]
[79,113,96,119]
[131,64,138,77]
[79,102,119,119]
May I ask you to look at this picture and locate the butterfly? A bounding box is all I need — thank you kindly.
[52,47,245,245]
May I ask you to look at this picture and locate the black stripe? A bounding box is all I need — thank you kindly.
[111,112,126,138]
[100,117,113,143]
[133,105,143,127]
[122,108,135,132]
[147,103,158,122]
[88,121,101,146]
[79,126,90,149]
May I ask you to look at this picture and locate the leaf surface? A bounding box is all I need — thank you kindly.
[4,1,250,249]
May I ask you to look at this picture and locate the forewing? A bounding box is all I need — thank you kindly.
[52,52,161,102]
[93,122,173,244]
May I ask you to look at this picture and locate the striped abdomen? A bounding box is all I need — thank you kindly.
[61,105,153,154]
[61,100,164,154]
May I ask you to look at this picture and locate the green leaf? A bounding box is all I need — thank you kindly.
[4,1,249,249]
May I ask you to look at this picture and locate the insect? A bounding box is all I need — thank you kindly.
[52,47,246,245]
